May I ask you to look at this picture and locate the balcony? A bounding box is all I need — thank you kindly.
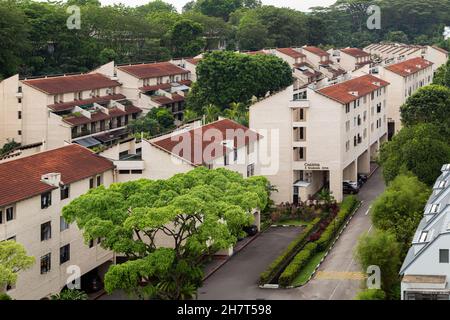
[114,159,145,171]
[290,100,310,108]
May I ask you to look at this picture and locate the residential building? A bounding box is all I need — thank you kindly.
[274,48,307,67]
[332,48,372,72]
[114,118,261,183]
[364,43,448,71]
[250,74,389,203]
[380,57,434,136]
[0,144,115,300]
[116,62,191,122]
[400,164,450,300]
[0,72,141,151]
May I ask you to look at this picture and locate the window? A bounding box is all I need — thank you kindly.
[0,209,2,224]
[131,170,143,174]
[345,140,350,152]
[18,130,21,136]
[345,121,350,132]
[345,104,350,113]
[96,175,102,187]
[60,216,69,231]
[224,154,229,166]
[60,244,70,264]
[41,222,52,241]
[6,207,15,221]
[60,185,70,200]
[439,249,449,263]
[40,253,51,274]
[419,231,428,242]
[233,148,238,162]
[299,127,305,140]
[299,108,305,121]
[89,239,94,248]
[41,192,52,209]
[89,178,94,189]
[18,111,22,119]
[247,164,255,177]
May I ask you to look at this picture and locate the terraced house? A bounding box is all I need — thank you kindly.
[0,145,115,300]
[401,164,450,300]
[116,61,192,122]
[250,74,389,203]
[0,71,142,152]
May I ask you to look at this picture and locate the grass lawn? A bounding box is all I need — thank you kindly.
[291,251,327,287]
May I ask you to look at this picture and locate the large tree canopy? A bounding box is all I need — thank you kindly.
[63,167,270,299]
[370,174,430,251]
[400,84,450,138]
[186,51,293,112]
[0,241,35,291]
[379,123,450,186]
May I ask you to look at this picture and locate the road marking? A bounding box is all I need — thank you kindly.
[365,205,372,216]
[316,271,366,280]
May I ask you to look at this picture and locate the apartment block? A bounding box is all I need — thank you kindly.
[331,48,372,72]
[116,62,192,122]
[250,74,389,203]
[380,57,434,136]
[0,72,142,151]
[0,145,115,300]
[400,164,450,300]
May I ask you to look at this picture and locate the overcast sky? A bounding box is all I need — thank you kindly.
[99,0,337,12]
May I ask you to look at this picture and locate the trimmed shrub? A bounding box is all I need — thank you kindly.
[278,243,317,287]
[277,196,359,286]
[259,218,320,284]
[355,289,386,300]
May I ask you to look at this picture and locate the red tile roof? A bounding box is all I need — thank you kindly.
[150,119,260,166]
[185,58,202,65]
[0,145,114,207]
[385,57,433,77]
[317,74,389,104]
[341,48,370,58]
[151,93,185,105]
[245,50,267,55]
[22,73,121,95]
[302,46,329,57]
[276,48,306,59]
[48,94,126,112]
[139,79,192,92]
[117,62,189,79]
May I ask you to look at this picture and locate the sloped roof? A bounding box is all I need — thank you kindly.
[385,57,433,77]
[277,48,306,59]
[0,145,114,207]
[317,74,389,104]
[302,46,329,57]
[117,62,189,79]
[341,48,370,58]
[22,73,121,95]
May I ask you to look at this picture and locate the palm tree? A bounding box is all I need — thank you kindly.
[202,104,221,124]
[223,102,249,125]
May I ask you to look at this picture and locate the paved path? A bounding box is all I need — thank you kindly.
[198,168,386,300]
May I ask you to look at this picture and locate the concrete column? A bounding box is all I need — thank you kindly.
[358,150,370,174]
[343,161,357,181]
[330,169,343,202]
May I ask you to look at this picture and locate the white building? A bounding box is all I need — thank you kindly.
[250,74,389,203]
[379,57,434,136]
[400,164,450,300]
[0,144,115,300]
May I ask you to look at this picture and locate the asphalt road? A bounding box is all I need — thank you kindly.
[198,168,386,300]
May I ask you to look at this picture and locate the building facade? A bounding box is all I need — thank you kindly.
[0,145,115,300]
[250,74,389,203]
[400,164,450,300]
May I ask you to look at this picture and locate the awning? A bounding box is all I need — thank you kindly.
[74,137,101,148]
[293,180,311,188]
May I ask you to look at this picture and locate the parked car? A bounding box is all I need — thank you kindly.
[243,225,258,237]
[343,180,360,194]
[358,174,368,187]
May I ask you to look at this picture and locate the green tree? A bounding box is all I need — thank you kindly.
[385,30,409,43]
[63,167,270,299]
[355,230,402,299]
[379,124,450,186]
[187,51,292,113]
[169,19,206,58]
[135,0,177,17]
[202,104,221,123]
[433,59,450,88]
[0,241,35,292]
[371,174,430,251]
[50,289,88,300]
[128,107,175,137]
[183,109,200,122]
[0,140,20,157]
[355,289,386,300]
[222,102,249,126]
[400,84,450,138]
[236,15,268,50]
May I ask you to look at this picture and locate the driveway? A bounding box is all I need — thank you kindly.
[198,168,386,300]
[197,226,304,300]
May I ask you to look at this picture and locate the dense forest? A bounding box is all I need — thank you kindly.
[0,0,449,79]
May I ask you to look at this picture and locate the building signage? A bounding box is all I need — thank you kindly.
[304,163,329,170]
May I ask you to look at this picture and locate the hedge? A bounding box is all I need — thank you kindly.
[278,196,359,287]
[259,217,321,284]
[278,242,318,287]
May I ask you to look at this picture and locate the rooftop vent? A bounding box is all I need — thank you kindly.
[348,91,359,96]
[405,68,412,73]
[372,81,381,86]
